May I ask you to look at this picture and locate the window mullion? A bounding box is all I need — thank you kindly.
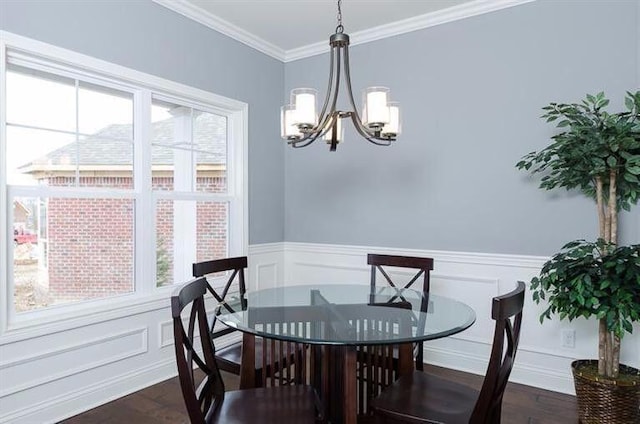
[0,39,9,333]
[136,90,153,294]
[170,107,197,285]
[227,108,247,257]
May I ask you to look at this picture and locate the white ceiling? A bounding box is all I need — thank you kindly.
[153,0,534,61]
[185,0,474,51]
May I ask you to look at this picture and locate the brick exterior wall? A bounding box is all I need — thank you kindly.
[196,176,228,264]
[47,174,227,301]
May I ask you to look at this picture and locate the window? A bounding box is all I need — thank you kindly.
[1,34,247,324]
[151,98,231,286]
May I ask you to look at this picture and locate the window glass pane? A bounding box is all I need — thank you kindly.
[78,81,134,138]
[155,199,228,287]
[7,65,76,132]
[77,135,134,188]
[151,100,180,192]
[151,99,228,193]
[6,126,76,186]
[196,200,229,263]
[194,111,227,193]
[156,198,174,287]
[6,128,134,188]
[12,196,134,313]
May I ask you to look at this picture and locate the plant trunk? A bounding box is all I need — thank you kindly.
[609,169,617,245]
[598,318,607,375]
[613,334,621,377]
[606,330,614,377]
[596,177,606,239]
[596,170,620,379]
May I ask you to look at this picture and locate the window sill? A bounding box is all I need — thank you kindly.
[0,289,176,345]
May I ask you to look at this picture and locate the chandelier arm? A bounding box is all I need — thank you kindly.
[292,111,335,145]
[342,44,395,144]
[314,44,336,132]
[326,44,342,130]
[348,113,392,146]
[293,131,321,146]
[294,45,339,143]
[343,44,397,145]
[289,138,317,148]
[342,43,366,130]
[291,111,333,145]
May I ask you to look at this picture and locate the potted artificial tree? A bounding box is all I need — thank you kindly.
[516,91,640,423]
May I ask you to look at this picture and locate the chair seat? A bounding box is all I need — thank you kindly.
[211,385,318,423]
[215,341,243,374]
[371,371,478,424]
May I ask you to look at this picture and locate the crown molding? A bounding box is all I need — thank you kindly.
[153,0,536,63]
[152,0,286,61]
[285,0,536,62]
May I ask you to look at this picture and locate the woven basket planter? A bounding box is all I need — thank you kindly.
[572,360,640,423]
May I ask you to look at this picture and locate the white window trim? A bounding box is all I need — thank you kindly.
[0,31,249,343]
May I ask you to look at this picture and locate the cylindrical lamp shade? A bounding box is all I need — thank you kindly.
[291,88,317,129]
[382,102,401,138]
[281,105,301,140]
[362,87,390,129]
[323,115,344,144]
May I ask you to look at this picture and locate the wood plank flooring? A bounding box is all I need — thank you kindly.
[61,365,578,423]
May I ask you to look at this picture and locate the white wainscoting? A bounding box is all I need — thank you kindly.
[1,242,638,423]
[250,241,640,396]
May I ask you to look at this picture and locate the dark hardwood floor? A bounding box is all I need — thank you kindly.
[61,365,577,423]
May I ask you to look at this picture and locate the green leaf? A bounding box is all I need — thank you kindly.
[627,166,640,175]
[625,96,634,110]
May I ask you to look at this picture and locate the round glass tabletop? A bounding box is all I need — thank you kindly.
[216,284,476,346]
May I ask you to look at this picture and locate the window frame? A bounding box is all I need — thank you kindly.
[0,31,248,341]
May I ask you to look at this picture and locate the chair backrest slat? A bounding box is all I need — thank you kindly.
[192,256,248,340]
[470,281,525,423]
[367,254,434,293]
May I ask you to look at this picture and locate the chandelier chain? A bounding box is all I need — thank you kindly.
[336,0,344,33]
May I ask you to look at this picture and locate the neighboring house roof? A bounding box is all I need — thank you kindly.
[13,200,31,219]
[20,114,226,172]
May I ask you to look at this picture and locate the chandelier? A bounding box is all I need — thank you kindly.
[280,0,401,151]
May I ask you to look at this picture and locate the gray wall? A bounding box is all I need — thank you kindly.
[0,0,285,245]
[2,0,638,254]
[284,0,640,256]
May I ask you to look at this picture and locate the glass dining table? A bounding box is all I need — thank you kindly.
[216,284,476,424]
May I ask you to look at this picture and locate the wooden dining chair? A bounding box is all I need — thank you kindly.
[192,256,299,385]
[171,277,321,423]
[192,257,248,377]
[367,253,434,370]
[370,281,526,424]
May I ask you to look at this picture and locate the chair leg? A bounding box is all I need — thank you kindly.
[415,343,424,371]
